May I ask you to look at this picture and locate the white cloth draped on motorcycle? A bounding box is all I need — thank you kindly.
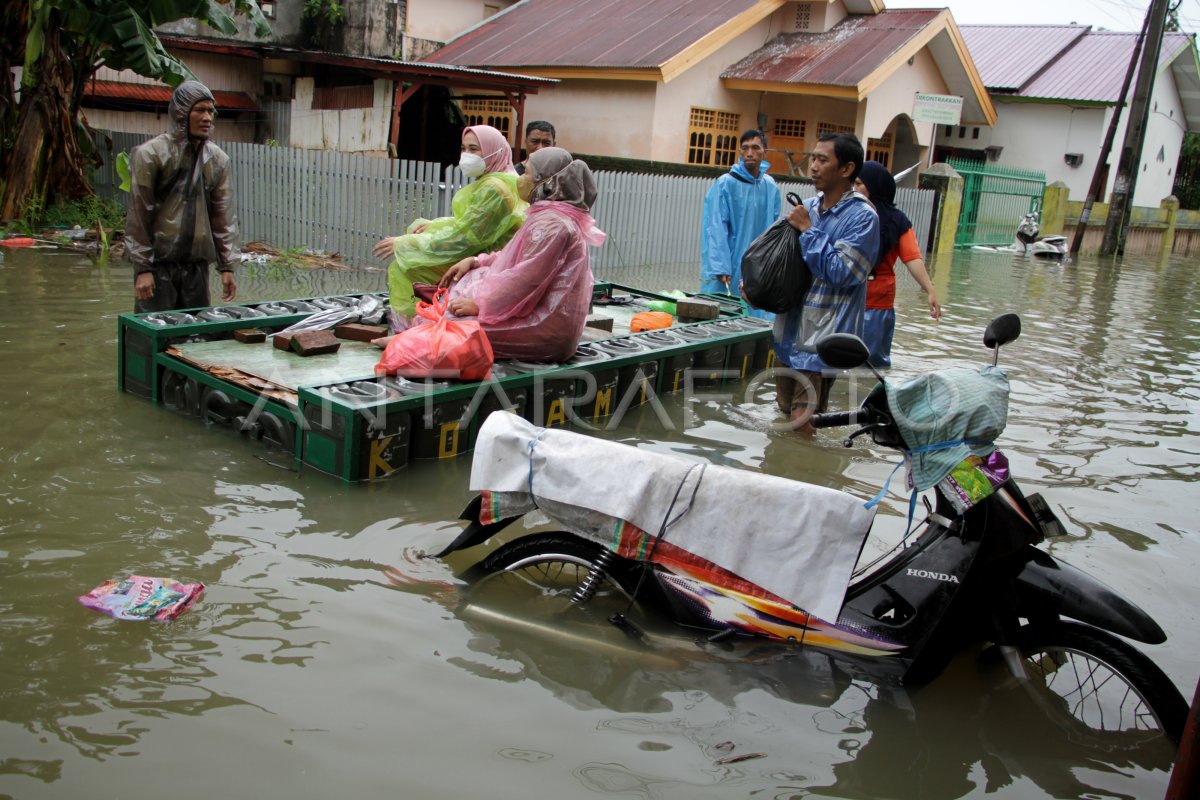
[470,413,875,623]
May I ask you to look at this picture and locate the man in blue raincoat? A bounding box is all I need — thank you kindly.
[700,129,780,319]
[773,132,879,434]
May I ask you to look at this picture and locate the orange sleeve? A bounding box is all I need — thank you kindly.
[898,227,922,263]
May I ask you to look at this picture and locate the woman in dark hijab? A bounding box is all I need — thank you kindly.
[855,161,941,368]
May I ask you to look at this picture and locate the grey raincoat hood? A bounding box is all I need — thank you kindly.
[168,80,216,142]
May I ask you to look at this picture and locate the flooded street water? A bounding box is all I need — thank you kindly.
[1,245,1197,799]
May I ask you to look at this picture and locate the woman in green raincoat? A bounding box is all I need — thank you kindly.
[374,125,526,327]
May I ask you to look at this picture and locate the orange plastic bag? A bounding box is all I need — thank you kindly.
[630,311,673,332]
[375,290,493,380]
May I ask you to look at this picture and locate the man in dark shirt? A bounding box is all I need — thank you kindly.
[515,120,555,176]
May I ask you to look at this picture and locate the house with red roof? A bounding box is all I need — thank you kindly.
[425,0,995,178]
[78,0,543,160]
[944,25,1200,207]
[80,0,1196,211]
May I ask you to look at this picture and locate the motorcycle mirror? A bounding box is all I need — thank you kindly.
[983,314,1021,352]
[816,333,871,370]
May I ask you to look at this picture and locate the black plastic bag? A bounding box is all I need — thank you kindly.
[740,218,811,314]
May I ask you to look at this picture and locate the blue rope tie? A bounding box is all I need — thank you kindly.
[864,459,905,511]
[908,438,969,455]
[863,438,971,539]
[526,428,548,497]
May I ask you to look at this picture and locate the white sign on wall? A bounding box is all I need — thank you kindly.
[912,92,963,125]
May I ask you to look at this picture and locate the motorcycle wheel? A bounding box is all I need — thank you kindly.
[1017,621,1188,746]
[471,532,645,617]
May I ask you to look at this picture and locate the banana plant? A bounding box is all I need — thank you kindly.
[1,0,270,221]
[116,152,131,193]
[68,1,271,86]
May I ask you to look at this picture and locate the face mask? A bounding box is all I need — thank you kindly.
[459,152,487,178]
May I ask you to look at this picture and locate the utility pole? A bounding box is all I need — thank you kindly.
[1101,0,1170,256]
[1069,12,1148,258]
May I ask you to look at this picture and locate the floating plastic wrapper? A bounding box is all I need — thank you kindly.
[77,575,205,621]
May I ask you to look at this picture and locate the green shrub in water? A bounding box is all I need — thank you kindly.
[39,196,126,230]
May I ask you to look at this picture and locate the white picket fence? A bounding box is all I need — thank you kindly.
[93,133,934,287]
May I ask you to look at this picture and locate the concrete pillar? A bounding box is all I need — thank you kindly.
[1160,195,1180,258]
[920,163,963,256]
[292,77,315,150]
[1041,181,1070,235]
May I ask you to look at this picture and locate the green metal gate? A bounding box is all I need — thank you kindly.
[949,158,1046,247]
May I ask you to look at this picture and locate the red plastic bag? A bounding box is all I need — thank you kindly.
[375,289,493,380]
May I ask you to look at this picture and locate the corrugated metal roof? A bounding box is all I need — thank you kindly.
[959,27,1196,103]
[721,9,942,86]
[1018,31,1139,102]
[427,0,770,69]
[1019,31,1194,103]
[158,34,558,87]
[958,25,1089,91]
[258,46,560,85]
[83,79,258,110]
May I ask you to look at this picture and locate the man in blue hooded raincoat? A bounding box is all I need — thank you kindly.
[700,129,780,320]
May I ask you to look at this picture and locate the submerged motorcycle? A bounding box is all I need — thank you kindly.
[437,314,1187,747]
[973,212,1068,260]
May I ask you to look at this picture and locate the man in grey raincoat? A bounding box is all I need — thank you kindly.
[125,80,239,311]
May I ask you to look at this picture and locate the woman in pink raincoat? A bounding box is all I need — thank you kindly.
[434,147,606,362]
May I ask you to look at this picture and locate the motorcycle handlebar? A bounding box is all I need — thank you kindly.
[812,410,860,429]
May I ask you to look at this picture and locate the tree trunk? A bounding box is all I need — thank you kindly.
[0,88,52,221]
[0,23,95,222]
[0,0,31,182]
